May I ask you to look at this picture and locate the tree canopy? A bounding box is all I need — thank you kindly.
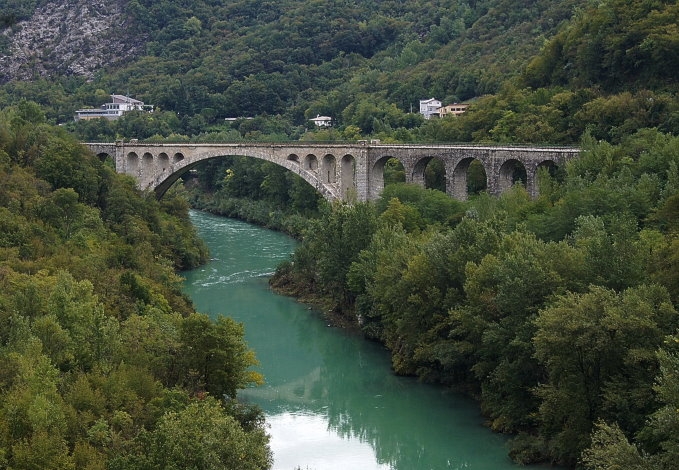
[0,104,271,469]
[272,128,679,466]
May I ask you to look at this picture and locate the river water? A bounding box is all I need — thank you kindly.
[182,210,523,470]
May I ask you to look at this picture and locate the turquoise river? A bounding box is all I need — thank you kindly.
[182,210,528,470]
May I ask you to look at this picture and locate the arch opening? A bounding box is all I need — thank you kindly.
[97,152,115,169]
[322,154,337,184]
[126,152,139,174]
[341,154,356,200]
[158,156,325,208]
[467,160,488,195]
[369,156,404,201]
[498,159,527,194]
[383,157,405,186]
[537,160,562,180]
[452,158,487,200]
[304,154,318,171]
[158,153,170,173]
[413,156,446,192]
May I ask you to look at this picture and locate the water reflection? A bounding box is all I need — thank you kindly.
[184,211,519,470]
[238,300,514,470]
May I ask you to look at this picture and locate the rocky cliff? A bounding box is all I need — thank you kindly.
[0,0,145,83]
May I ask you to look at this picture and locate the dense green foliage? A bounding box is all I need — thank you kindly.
[0,103,271,469]
[0,0,41,28]
[271,128,679,467]
[0,0,579,141]
[1,0,678,147]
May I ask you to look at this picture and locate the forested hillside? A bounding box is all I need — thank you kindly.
[2,0,677,145]
[1,0,677,146]
[0,102,272,468]
[1,0,580,139]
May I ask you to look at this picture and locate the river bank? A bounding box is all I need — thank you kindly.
[182,210,527,470]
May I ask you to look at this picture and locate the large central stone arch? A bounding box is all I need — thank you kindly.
[150,151,335,200]
[100,143,355,200]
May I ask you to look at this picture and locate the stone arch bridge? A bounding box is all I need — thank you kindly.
[85,141,579,201]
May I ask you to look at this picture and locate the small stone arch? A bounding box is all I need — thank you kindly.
[451,157,487,200]
[321,154,336,183]
[537,159,559,177]
[497,159,527,194]
[341,154,356,200]
[173,153,184,163]
[287,154,300,164]
[412,156,446,191]
[411,156,431,187]
[304,154,318,171]
[142,153,154,177]
[158,153,170,173]
[371,155,405,199]
[127,152,139,174]
[96,152,115,170]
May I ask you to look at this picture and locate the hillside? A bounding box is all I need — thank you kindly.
[0,102,272,469]
[3,0,679,145]
[0,0,145,83]
[0,0,582,129]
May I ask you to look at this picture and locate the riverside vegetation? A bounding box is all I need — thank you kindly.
[2,0,679,468]
[0,103,272,469]
[267,131,679,468]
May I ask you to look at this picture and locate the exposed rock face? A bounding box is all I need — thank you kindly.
[0,0,146,83]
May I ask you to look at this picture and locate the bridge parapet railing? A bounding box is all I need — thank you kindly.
[86,139,580,151]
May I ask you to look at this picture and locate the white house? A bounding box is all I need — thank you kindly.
[75,94,152,121]
[419,98,442,120]
[310,115,332,127]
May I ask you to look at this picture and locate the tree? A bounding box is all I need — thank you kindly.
[0,108,270,470]
[347,223,421,362]
[34,136,103,205]
[581,421,651,470]
[143,398,272,470]
[377,183,465,228]
[533,284,678,464]
[303,201,378,312]
[178,313,262,398]
[583,333,679,469]
[453,230,586,435]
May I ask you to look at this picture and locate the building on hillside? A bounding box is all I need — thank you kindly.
[74,94,152,121]
[310,114,332,127]
[419,98,442,120]
[438,103,469,118]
